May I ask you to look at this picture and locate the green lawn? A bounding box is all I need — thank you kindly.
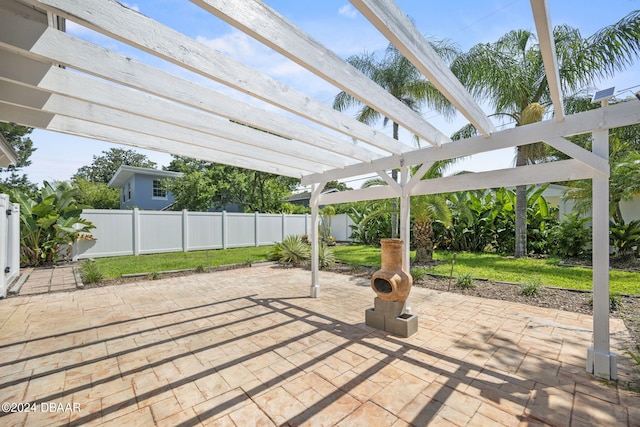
[333,244,640,296]
[88,243,640,296]
[92,246,273,279]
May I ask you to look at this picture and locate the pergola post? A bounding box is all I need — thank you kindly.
[586,128,616,379]
[399,166,412,312]
[310,181,326,298]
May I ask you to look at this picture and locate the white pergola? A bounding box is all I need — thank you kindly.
[1,0,639,380]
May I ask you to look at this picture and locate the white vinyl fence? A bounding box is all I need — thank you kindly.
[0,194,20,298]
[74,209,355,259]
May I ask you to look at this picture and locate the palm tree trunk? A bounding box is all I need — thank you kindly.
[391,122,400,238]
[515,146,527,258]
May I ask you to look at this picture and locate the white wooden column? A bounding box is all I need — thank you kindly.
[586,129,616,379]
[399,166,412,313]
[310,181,326,298]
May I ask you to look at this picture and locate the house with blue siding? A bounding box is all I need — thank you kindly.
[108,165,182,210]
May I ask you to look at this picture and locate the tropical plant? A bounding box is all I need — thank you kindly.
[269,235,310,266]
[411,161,454,264]
[347,201,392,245]
[334,42,458,238]
[318,243,336,269]
[10,181,95,266]
[563,128,640,224]
[451,11,640,257]
[609,219,640,259]
[79,259,103,284]
[549,214,591,258]
[436,186,556,255]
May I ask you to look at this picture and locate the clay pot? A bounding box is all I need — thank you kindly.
[370,238,412,302]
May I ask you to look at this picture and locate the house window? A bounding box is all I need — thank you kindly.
[127,183,131,201]
[152,179,167,199]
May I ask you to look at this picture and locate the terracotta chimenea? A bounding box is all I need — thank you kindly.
[370,238,413,302]
[365,238,418,337]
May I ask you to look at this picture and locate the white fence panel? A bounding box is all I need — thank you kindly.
[258,214,283,245]
[74,210,336,259]
[76,210,135,257]
[226,213,256,248]
[286,214,308,237]
[139,211,183,254]
[187,212,222,250]
[331,213,355,242]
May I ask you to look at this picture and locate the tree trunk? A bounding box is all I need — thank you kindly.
[515,146,527,258]
[413,218,433,264]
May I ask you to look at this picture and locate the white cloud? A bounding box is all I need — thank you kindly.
[121,2,140,12]
[338,4,357,19]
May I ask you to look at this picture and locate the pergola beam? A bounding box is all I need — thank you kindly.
[350,0,496,137]
[0,13,377,164]
[0,56,350,170]
[0,102,305,177]
[302,101,640,185]
[193,0,449,148]
[320,159,592,205]
[26,0,412,154]
[0,81,326,174]
[530,0,565,122]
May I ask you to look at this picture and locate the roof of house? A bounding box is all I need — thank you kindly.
[107,165,183,188]
[0,133,18,168]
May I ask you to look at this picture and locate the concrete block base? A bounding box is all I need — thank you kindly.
[365,297,418,338]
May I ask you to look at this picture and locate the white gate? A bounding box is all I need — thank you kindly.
[0,194,20,298]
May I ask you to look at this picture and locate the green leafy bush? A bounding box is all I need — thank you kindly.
[520,278,542,297]
[410,268,425,282]
[550,214,591,258]
[456,273,475,289]
[318,243,336,269]
[270,235,310,266]
[10,182,95,266]
[79,259,103,284]
[610,219,640,259]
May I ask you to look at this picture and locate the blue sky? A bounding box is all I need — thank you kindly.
[21,0,640,187]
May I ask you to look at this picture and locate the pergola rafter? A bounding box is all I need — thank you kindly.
[0,0,636,380]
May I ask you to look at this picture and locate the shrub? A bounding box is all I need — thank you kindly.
[79,259,103,284]
[520,278,542,297]
[550,214,591,258]
[10,182,95,266]
[588,293,624,311]
[410,268,425,282]
[318,243,335,269]
[147,272,162,280]
[456,273,475,289]
[270,235,310,266]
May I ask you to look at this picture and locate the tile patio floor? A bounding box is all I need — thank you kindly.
[0,264,638,426]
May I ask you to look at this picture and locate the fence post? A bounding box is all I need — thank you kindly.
[281,213,286,241]
[305,213,309,237]
[255,212,259,247]
[182,209,189,252]
[133,208,140,256]
[222,211,227,250]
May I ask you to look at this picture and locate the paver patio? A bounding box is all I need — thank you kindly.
[0,264,638,426]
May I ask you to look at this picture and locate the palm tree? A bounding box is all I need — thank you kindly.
[451,11,640,257]
[411,161,453,263]
[334,42,458,238]
[359,160,453,264]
